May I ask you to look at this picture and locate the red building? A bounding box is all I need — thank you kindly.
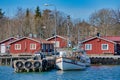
[82,36,120,55]
[0,37,17,53]
[9,37,54,55]
[46,35,67,48]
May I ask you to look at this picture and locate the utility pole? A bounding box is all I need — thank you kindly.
[44,3,57,55]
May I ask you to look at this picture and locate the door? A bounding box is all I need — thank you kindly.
[56,41,60,47]
[1,44,6,53]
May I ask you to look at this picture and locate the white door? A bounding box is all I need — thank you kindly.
[51,41,60,48]
[1,44,6,53]
[56,41,60,47]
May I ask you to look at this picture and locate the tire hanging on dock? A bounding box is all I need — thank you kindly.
[15,61,24,69]
[34,61,41,69]
[25,61,32,69]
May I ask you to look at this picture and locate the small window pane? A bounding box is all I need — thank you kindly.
[85,44,92,50]
[15,44,21,50]
[102,44,108,50]
[30,44,36,50]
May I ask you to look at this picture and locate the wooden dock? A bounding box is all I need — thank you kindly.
[89,55,120,65]
[13,58,55,72]
[0,55,34,66]
[1,54,120,72]
[0,54,55,72]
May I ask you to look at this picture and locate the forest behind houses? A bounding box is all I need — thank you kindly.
[0,6,120,45]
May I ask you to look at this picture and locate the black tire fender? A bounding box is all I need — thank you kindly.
[25,61,32,69]
[16,61,23,68]
[34,61,41,68]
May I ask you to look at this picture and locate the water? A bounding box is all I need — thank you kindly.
[0,65,120,80]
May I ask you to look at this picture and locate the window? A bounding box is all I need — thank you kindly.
[15,44,21,50]
[30,44,36,50]
[102,44,108,50]
[85,44,92,50]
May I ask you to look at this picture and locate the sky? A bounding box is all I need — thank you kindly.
[0,0,120,20]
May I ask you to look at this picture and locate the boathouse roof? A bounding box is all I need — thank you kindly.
[82,36,116,44]
[46,35,67,41]
[9,37,53,44]
[0,37,17,44]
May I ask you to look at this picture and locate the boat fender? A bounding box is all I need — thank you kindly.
[25,61,32,69]
[16,61,23,68]
[12,62,14,68]
[34,61,41,68]
[42,59,48,70]
[77,56,80,59]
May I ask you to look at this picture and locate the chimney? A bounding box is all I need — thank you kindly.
[97,33,100,37]
[29,33,33,38]
[16,35,21,38]
[33,34,37,38]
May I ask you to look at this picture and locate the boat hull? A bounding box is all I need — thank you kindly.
[56,57,86,70]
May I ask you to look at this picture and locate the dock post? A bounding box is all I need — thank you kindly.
[5,58,7,65]
[10,57,12,66]
[26,69,29,72]
[0,58,1,65]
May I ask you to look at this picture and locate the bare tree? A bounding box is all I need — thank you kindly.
[89,9,114,36]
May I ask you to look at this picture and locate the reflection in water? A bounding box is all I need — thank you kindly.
[57,70,64,75]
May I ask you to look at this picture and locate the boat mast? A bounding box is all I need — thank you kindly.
[67,15,70,49]
[77,28,82,49]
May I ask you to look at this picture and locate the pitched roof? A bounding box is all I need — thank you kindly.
[102,36,120,42]
[46,35,67,41]
[33,38,53,44]
[9,37,53,44]
[0,37,17,44]
[82,36,116,44]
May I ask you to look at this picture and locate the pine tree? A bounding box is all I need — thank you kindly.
[34,6,41,19]
[24,8,31,36]
[34,6,42,36]
[26,8,30,17]
[0,8,5,19]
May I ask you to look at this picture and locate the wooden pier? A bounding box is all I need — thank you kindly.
[89,55,120,65]
[0,55,34,66]
[1,54,120,72]
[13,57,55,72]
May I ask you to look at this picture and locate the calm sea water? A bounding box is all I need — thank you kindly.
[0,65,120,80]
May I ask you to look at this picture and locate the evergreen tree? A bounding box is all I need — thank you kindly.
[26,8,30,17]
[34,6,42,36]
[0,8,5,19]
[34,6,41,19]
[24,8,31,36]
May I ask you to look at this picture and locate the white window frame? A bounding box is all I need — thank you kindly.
[30,44,36,50]
[85,44,92,50]
[102,44,108,50]
[15,44,21,50]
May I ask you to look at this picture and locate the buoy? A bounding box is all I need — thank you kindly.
[25,61,32,69]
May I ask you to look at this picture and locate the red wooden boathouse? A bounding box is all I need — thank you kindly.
[82,36,120,55]
[46,35,67,48]
[0,37,17,53]
[9,37,54,55]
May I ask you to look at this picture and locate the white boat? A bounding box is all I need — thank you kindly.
[56,50,90,71]
[56,16,90,70]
